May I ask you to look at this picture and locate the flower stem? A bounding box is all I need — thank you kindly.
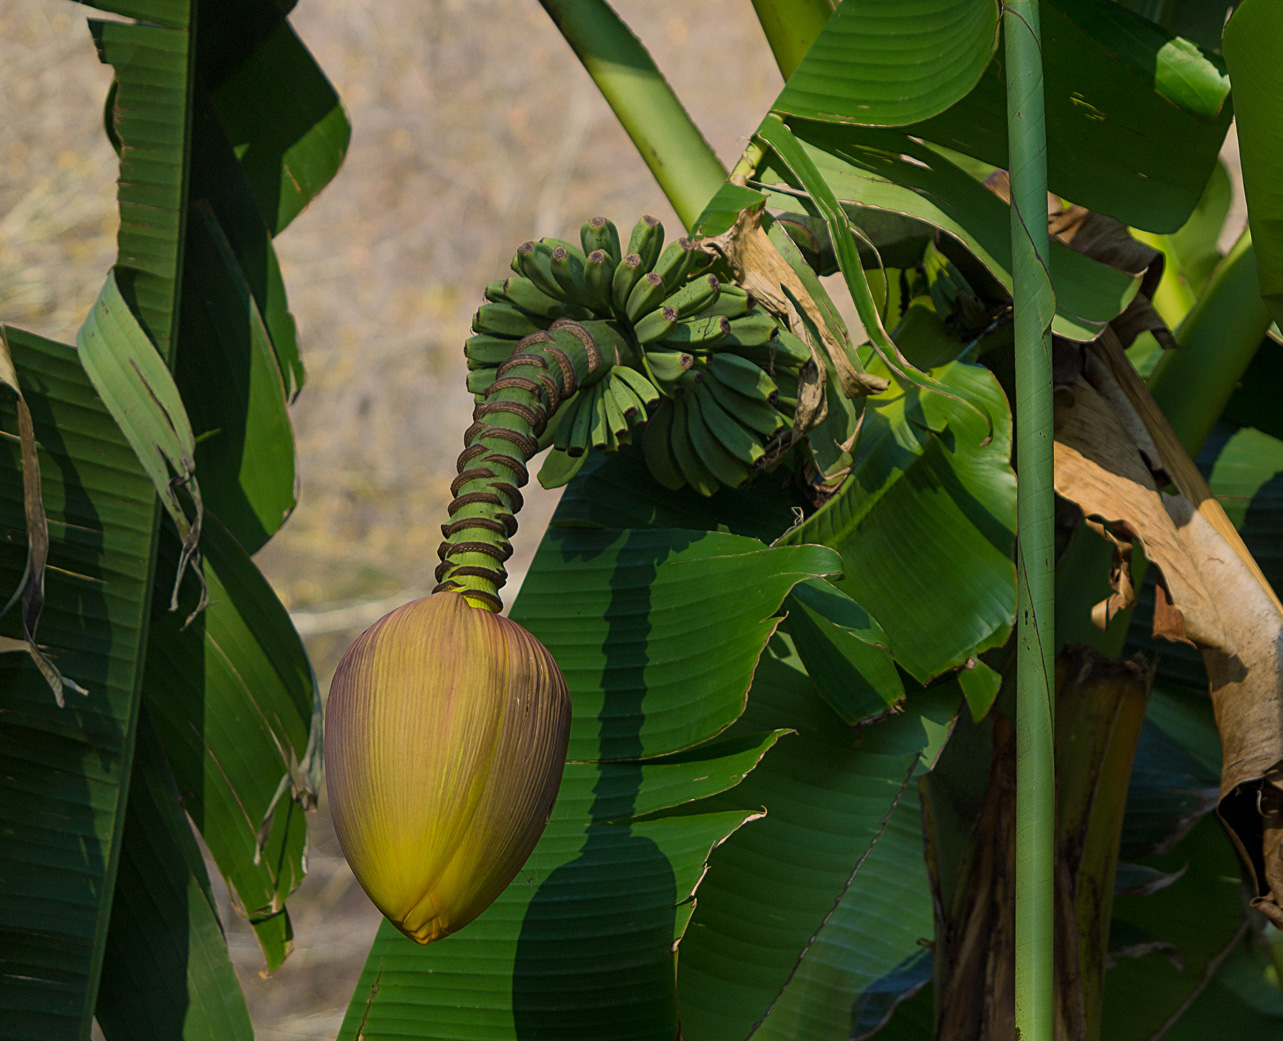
[1004,2,1056,1040]
[435,321,614,610]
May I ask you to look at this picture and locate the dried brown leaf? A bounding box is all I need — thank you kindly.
[697,204,889,405]
[1058,329,1283,928]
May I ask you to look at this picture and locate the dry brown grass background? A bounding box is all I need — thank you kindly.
[1,2,781,1036]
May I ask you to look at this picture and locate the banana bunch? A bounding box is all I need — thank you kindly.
[464,215,810,492]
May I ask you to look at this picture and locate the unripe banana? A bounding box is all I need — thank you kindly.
[550,245,589,306]
[658,314,731,350]
[599,375,629,448]
[633,305,679,345]
[701,284,752,320]
[722,312,781,349]
[652,237,697,288]
[473,303,545,339]
[552,390,583,452]
[466,367,498,396]
[583,249,614,311]
[625,271,667,323]
[708,351,780,401]
[671,394,720,496]
[465,333,519,367]
[639,400,683,490]
[626,214,664,273]
[538,445,588,489]
[695,384,766,465]
[611,253,646,316]
[704,375,787,437]
[581,215,622,266]
[663,273,720,320]
[490,276,581,320]
[686,393,753,487]
[512,240,564,299]
[567,380,598,457]
[642,347,694,389]
[612,364,662,410]
[590,381,614,452]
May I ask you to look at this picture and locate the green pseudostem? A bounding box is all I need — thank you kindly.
[434,320,616,611]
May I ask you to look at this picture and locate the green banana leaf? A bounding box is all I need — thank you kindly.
[0,327,162,1041]
[1102,817,1249,1040]
[784,579,906,725]
[337,528,840,1039]
[676,639,958,1041]
[749,124,1139,341]
[1224,0,1283,329]
[780,357,1017,684]
[143,512,319,972]
[518,527,840,761]
[772,0,1000,127]
[94,713,255,1041]
[776,0,1230,232]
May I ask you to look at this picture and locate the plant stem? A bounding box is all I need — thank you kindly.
[436,322,613,611]
[1004,3,1056,1040]
[1148,230,1273,456]
[748,0,833,79]
[537,0,727,230]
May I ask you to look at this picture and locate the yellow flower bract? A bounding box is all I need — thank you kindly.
[325,590,570,943]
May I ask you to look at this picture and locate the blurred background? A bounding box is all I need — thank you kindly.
[0,2,782,1037]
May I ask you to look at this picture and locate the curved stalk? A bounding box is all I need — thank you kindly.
[749,0,834,80]
[537,0,727,229]
[1148,230,1273,456]
[1004,3,1056,1040]
[436,321,613,610]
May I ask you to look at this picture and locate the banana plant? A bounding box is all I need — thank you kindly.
[330,2,1283,1040]
[8,2,1283,1041]
[0,2,345,1038]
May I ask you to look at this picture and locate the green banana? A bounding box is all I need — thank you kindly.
[687,392,752,488]
[550,245,589,305]
[695,385,766,465]
[626,214,664,272]
[701,284,752,319]
[491,276,579,319]
[671,394,721,496]
[464,333,519,367]
[605,368,645,425]
[658,314,730,350]
[642,347,694,388]
[633,305,678,345]
[473,303,544,339]
[466,367,497,396]
[552,390,583,452]
[538,446,588,489]
[642,399,685,491]
[704,375,787,437]
[613,364,661,410]
[774,329,816,366]
[662,273,720,320]
[652,237,696,288]
[722,311,781,348]
[625,271,667,322]
[512,240,564,299]
[589,380,613,452]
[566,380,598,457]
[611,253,646,316]
[600,374,629,447]
[580,216,621,266]
[708,351,780,400]
[538,393,570,451]
[583,249,613,311]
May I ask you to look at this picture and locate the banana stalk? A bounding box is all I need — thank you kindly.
[327,215,806,946]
